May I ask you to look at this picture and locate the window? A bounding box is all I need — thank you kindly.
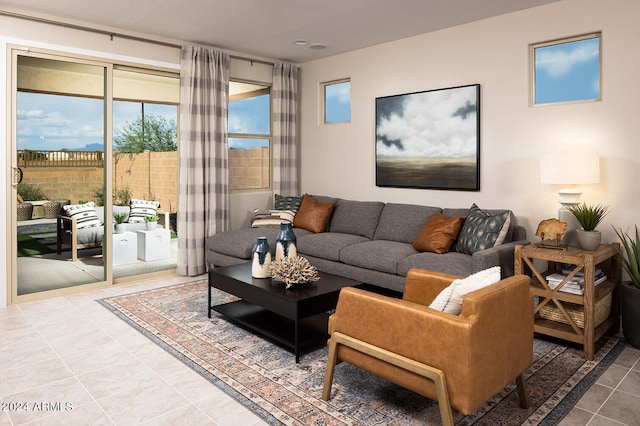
[323,79,351,123]
[228,81,271,190]
[531,33,601,106]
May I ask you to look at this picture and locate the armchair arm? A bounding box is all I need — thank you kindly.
[402,268,462,306]
[56,214,79,261]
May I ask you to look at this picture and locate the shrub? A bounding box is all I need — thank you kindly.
[17,182,47,201]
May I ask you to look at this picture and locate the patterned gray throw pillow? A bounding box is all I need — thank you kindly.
[274,194,303,211]
[456,204,511,254]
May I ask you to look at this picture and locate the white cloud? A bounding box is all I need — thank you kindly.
[536,41,599,78]
[376,87,477,159]
[326,82,350,104]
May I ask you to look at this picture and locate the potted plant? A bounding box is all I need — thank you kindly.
[613,225,640,348]
[113,211,129,234]
[568,203,609,250]
[144,214,159,230]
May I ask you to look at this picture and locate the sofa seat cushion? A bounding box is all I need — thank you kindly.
[373,203,442,243]
[340,240,418,274]
[297,233,369,262]
[328,199,385,239]
[207,228,281,259]
[397,252,474,277]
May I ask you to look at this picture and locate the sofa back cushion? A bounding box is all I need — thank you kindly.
[374,203,442,244]
[328,199,385,239]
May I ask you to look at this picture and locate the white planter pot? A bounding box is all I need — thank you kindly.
[145,221,157,231]
[114,223,126,234]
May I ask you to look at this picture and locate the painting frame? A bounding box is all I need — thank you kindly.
[375,83,480,191]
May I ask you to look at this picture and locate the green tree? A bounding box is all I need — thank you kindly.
[114,114,177,153]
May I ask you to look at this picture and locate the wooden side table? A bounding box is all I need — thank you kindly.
[514,243,621,360]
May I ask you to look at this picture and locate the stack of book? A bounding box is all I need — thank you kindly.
[545,268,607,295]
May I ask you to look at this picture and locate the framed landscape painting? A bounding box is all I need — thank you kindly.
[375,84,480,191]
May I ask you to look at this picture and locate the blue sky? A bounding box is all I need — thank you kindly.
[17,92,177,151]
[325,81,351,123]
[228,94,270,149]
[534,36,600,104]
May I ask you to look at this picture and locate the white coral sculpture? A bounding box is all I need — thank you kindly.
[269,256,320,289]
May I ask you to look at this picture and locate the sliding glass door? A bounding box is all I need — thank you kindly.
[9,48,179,302]
[12,52,110,298]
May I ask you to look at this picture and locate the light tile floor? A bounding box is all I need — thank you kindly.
[1,275,639,425]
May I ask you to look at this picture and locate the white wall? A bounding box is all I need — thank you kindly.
[299,0,640,248]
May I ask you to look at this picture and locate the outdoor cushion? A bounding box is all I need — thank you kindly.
[128,198,160,223]
[62,202,101,229]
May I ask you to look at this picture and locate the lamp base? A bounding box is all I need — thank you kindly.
[558,188,583,206]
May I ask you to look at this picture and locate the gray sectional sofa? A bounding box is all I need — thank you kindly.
[206,195,530,293]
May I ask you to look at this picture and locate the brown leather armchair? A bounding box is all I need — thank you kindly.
[322,268,533,425]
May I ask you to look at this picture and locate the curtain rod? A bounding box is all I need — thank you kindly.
[0,9,276,66]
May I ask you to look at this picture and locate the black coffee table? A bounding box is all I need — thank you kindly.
[208,263,361,362]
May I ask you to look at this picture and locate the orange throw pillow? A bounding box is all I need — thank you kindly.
[412,214,466,254]
[293,194,336,233]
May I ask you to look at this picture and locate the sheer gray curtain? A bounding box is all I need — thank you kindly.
[272,63,300,196]
[177,46,230,276]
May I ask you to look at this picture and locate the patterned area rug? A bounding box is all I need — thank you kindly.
[98,280,626,425]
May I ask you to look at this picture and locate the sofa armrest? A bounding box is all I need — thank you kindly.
[470,239,530,277]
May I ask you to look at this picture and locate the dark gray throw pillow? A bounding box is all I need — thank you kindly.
[456,204,511,254]
[274,194,303,211]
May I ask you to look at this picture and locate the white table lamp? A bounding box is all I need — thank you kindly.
[540,151,600,244]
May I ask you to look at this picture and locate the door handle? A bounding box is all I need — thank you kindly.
[12,167,23,186]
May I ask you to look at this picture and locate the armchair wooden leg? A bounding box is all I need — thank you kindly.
[322,336,339,401]
[516,374,530,409]
[323,332,454,426]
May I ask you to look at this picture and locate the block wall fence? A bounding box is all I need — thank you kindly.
[20,147,269,211]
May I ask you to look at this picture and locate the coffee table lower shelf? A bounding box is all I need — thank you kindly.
[212,300,330,361]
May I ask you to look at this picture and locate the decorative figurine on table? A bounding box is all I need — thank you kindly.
[535,218,568,250]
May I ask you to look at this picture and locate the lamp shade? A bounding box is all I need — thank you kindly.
[540,151,600,185]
